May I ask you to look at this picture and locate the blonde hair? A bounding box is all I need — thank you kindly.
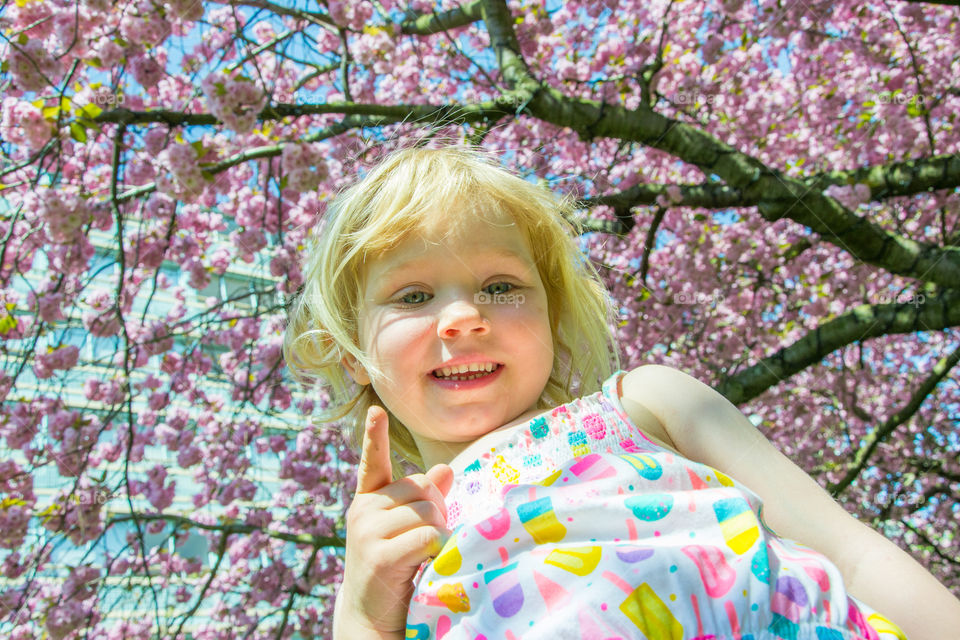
[282,146,619,474]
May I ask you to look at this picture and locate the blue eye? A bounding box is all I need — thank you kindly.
[398,291,429,305]
[484,282,513,295]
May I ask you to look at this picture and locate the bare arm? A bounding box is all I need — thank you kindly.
[619,364,960,640]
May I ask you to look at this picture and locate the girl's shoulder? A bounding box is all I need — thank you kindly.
[615,365,699,455]
[616,363,772,470]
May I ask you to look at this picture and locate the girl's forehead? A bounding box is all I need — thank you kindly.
[417,202,519,242]
[369,198,521,251]
[361,207,534,279]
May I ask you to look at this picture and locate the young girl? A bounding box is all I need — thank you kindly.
[283,147,960,640]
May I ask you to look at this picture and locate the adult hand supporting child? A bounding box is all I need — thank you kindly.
[333,406,454,640]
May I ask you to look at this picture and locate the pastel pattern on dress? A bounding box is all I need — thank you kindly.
[484,562,523,618]
[517,496,566,544]
[406,371,908,640]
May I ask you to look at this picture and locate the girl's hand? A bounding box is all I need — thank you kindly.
[334,406,454,639]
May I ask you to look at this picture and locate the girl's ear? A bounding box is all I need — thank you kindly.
[340,353,371,385]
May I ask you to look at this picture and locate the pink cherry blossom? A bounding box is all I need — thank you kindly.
[1,0,959,635]
[1,98,52,150]
[33,345,80,379]
[201,71,267,133]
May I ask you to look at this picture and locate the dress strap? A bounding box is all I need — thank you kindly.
[600,368,660,447]
[600,369,627,402]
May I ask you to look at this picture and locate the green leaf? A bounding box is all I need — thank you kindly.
[69,121,87,142]
[80,102,103,119]
[37,503,62,523]
[0,496,26,509]
[0,314,15,335]
[907,95,924,118]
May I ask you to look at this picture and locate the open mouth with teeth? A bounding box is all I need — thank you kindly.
[431,363,503,381]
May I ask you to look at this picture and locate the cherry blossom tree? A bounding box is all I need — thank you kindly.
[1,0,959,637]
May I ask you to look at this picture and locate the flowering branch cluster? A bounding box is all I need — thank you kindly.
[1,0,959,637]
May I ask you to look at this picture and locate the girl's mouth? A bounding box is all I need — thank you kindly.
[431,363,503,382]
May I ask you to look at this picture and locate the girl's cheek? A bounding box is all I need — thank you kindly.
[496,296,549,324]
[375,314,436,349]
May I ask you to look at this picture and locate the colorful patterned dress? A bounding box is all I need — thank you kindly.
[405,371,907,640]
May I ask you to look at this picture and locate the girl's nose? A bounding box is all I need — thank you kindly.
[437,299,490,339]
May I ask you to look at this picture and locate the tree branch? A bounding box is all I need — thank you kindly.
[898,0,960,6]
[901,519,960,569]
[582,181,743,210]
[108,513,345,548]
[169,523,229,640]
[112,112,467,203]
[208,0,337,30]
[907,457,960,485]
[639,206,666,286]
[583,153,960,212]
[717,290,960,403]
[94,99,516,128]
[400,0,484,35]
[806,153,960,201]
[479,0,960,290]
[827,341,960,494]
[103,106,960,258]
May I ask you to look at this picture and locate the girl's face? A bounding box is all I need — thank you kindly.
[347,207,554,468]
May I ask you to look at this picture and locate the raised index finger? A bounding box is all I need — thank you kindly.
[356,405,393,494]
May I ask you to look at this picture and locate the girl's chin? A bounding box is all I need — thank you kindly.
[418,414,506,441]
